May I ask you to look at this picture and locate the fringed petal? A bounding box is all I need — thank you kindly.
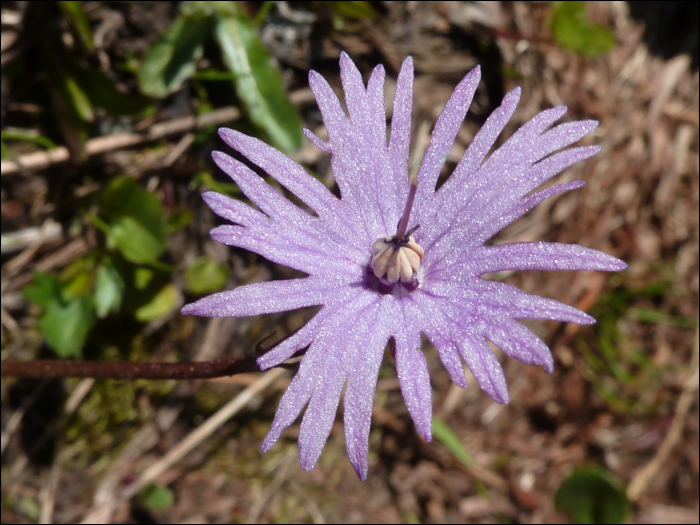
[262,292,377,454]
[486,320,554,373]
[458,334,509,404]
[472,242,628,273]
[209,225,364,276]
[394,301,433,441]
[343,298,392,480]
[388,57,414,186]
[415,66,481,211]
[181,277,335,317]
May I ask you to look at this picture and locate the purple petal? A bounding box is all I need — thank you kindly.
[366,64,387,148]
[415,66,481,210]
[202,191,267,228]
[303,128,331,153]
[217,128,358,242]
[263,292,377,454]
[388,57,414,187]
[485,320,554,373]
[310,54,401,238]
[181,277,334,317]
[424,115,599,253]
[484,281,596,324]
[519,145,600,196]
[473,242,628,273]
[411,293,467,387]
[339,51,369,126]
[458,333,509,404]
[258,298,357,370]
[259,288,380,370]
[261,338,323,452]
[430,87,521,215]
[394,301,433,441]
[298,308,365,471]
[209,224,364,277]
[422,279,596,325]
[308,69,349,144]
[211,151,315,228]
[465,146,601,241]
[478,180,586,241]
[297,298,385,472]
[344,298,393,480]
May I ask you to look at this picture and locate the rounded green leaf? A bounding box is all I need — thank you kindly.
[37,296,93,358]
[94,260,125,318]
[550,1,616,57]
[23,272,62,309]
[134,284,178,322]
[100,177,167,266]
[555,467,628,524]
[185,256,229,295]
[139,484,174,512]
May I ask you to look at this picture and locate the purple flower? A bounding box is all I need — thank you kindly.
[182,52,626,480]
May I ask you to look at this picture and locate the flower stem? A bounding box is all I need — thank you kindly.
[0,334,295,380]
[396,181,418,240]
[0,356,263,380]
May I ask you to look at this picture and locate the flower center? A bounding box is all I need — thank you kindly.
[369,181,424,284]
[371,231,424,283]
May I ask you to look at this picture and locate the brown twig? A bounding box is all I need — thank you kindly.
[0,106,242,176]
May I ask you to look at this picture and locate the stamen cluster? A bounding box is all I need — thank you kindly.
[371,232,424,283]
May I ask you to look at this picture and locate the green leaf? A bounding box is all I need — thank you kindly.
[214,11,304,152]
[194,68,237,81]
[99,177,167,266]
[109,215,166,265]
[18,496,41,522]
[94,259,125,318]
[39,35,89,160]
[185,256,229,295]
[72,66,154,116]
[38,295,93,358]
[24,272,93,358]
[1,130,56,149]
[139,483,174,512]
[550,1,616,57]
[555,467,628,524]
[23,272,62,309]
[190,170,242,197]
[330,1,379,21]
[166,207,194,233]
[138,14,211,98]
[432,418,474,467]
[58,66,95,123]
[57,1,95,51]
[134,267,156,291]
[134,284,177,322]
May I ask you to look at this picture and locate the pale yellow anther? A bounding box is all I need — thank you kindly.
[371,235,424,283]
